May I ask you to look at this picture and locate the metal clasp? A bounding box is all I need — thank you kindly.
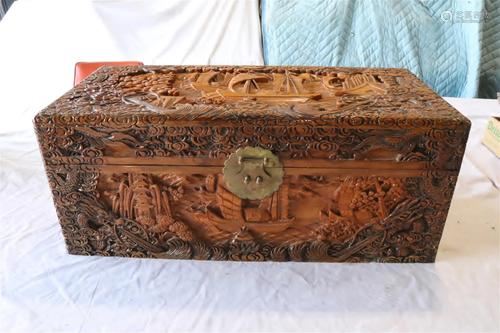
[223,147,284,200]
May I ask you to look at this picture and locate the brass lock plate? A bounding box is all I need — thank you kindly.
[222,147,284,200]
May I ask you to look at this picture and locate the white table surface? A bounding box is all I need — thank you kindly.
[1,100,498,332]
[0,1,499,332]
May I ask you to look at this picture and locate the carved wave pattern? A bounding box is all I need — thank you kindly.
[36,123,468,171]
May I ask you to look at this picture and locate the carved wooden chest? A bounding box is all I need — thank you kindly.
[34,65,470,263]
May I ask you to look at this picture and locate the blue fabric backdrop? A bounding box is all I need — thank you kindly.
[262,0,499,98]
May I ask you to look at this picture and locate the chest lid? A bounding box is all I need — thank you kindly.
[34,65,470,171]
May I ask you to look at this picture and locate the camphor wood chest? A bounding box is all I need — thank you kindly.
[34,65,470,263]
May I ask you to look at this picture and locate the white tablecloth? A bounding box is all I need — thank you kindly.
[0,2,499,332]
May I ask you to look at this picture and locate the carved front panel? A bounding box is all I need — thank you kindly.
[47,168,456,262]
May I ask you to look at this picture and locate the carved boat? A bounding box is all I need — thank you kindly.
[331,74,387,96]
[197,184,293,233]
[333,82,387,96]
[204,209,293,233]
[205,72,322,101]
[211,89,322,100]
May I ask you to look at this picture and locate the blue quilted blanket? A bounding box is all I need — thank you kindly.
[262,0,499,98]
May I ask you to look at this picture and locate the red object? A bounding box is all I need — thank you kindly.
[74,61,144,86]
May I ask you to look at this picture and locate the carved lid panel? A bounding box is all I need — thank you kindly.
[34,65,470,171]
